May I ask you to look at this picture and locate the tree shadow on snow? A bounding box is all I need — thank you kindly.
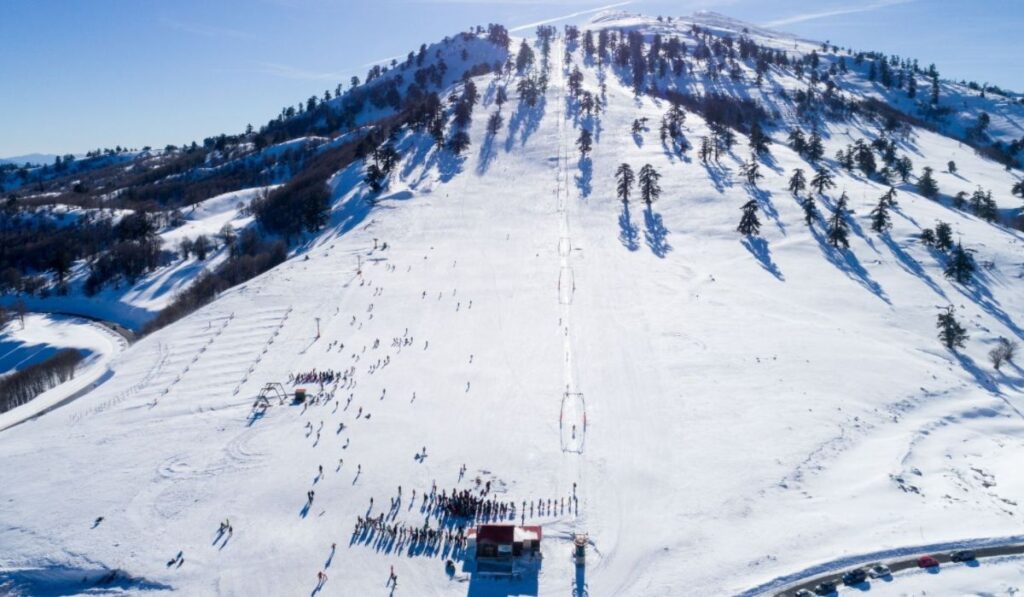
[575,156,592,198]
[879,234,946,299]
[810,225,890,305]
[643,205,671,258]
[951,267,1024,343]
[0,566,174,595]
[701,160,733,194]
[741,236,784,280]
[751,187,785,235]
[437,147,467,183]
[618,204,640,251]
[476,132,499,175]
[505,97,546,152]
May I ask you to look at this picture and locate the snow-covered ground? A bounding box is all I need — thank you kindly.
[0,313,127,431]
[1,14,1023,596]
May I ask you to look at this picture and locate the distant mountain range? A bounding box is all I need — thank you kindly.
[0,153,59,166]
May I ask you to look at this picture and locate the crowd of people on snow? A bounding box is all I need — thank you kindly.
[290,369,347,386]
[348,475,580,560]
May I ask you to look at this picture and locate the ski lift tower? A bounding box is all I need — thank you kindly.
[573,532,588,566]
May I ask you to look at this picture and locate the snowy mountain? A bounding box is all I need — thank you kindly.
[2,11,1024,596]
[0,153,60,167]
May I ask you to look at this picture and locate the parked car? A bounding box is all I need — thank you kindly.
[949,550,976,562]
[841,568,867,585]
[867,562,892,578]
[813,580,836,595]
[917,555,940,568]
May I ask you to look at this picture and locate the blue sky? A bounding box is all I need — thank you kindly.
[1,0,1021,158]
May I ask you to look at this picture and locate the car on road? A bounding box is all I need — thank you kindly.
[949,550,976,562]
[866,562,892,578]
[841,568,867,585]
[813,580,836,595]
[792,589,815,597]
[917,555,940,568]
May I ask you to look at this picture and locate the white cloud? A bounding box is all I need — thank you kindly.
[763,0,915,28]
[509,0,635,32]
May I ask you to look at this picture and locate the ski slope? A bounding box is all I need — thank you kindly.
[2,14,1024,596]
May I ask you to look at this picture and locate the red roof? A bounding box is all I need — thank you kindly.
[476,525,515,544]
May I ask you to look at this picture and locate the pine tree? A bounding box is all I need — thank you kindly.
[929,65,940,106]
[800,196,820,226]
[1012,180,1024,199]
[919,228,936,247]
[827,192,851,249]
[516,40,535,73]
[638,164,662,206]
[364,163,386,192]
[870,197,891,233]
[577,129,593,157]
[944,241,976,284]
[880,186,898,208]
[749,122,771,156]
[787,128,806,154]
[934,221,954,251]
[806,131,825,162]
[737,199,761,236]
[788,168,807,196]
[740,156,763,186]
[936,305,967,350]
[973,188,998,222]
[917,166,939,198]
[446,130,471,155]
[894,156,913,182]
[969,187,986,214]
[486,111,504,136]
[699,136,713,163]
[855,141,876,175]
[810,167,835,196]
[615,163,635,204]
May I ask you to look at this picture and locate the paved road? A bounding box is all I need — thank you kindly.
[43,310,137,343]
[774,542,1024,596]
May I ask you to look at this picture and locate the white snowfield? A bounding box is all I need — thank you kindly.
[2,11,1024,596]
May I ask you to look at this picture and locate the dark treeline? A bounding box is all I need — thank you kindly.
[142,229,287,335]
[0,349,84,414]
[0,209,167,296]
